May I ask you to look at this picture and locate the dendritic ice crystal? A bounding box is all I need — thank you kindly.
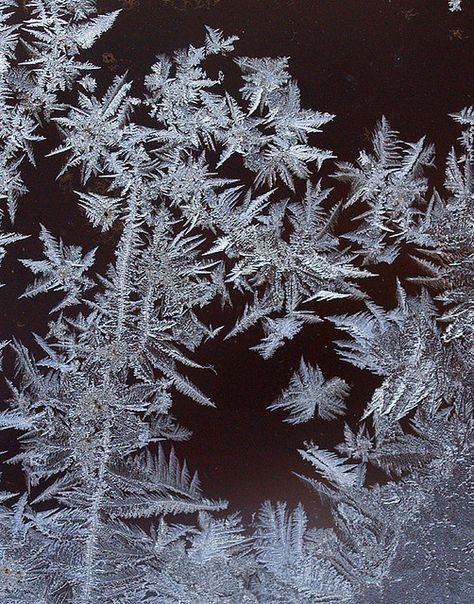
[0,1,472,603]
[449,0,463,10]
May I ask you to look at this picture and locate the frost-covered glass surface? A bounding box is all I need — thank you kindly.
[0,1,472,602]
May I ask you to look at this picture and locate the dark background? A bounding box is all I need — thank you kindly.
[1,0,473,525]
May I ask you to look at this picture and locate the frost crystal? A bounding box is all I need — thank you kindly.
[0,3,472,604]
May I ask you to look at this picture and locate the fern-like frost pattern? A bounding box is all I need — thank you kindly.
[0,2,472,603]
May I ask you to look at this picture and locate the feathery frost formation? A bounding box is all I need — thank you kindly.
[0,1,472,602]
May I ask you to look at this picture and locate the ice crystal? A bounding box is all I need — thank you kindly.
[0,3,472,603]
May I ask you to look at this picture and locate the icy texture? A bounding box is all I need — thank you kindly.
[0,2,472,603]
